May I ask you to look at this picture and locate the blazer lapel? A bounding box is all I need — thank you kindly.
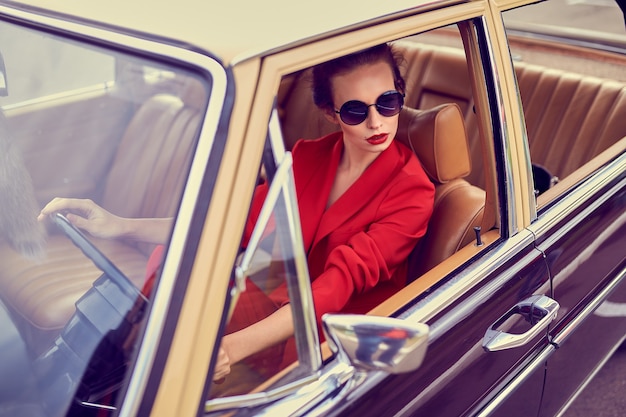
[313,140,405,246]
[295,137,342,252]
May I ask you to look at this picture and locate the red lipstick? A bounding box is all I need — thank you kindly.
[367,133,388,145]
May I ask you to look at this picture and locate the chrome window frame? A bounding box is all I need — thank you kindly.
[207,109,322,413]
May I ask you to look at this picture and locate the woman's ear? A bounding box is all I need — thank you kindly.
[323,108,339,125]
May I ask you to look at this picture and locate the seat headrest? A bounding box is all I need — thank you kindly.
[396,103,471,184]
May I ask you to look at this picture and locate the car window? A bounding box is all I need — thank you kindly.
[0,23,115,105]
[207,121,320,402]
[205,17,503,410]
[0,18,215,416]
[501,0,626,204]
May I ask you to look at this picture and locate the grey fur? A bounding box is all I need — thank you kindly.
[0,111,46,259]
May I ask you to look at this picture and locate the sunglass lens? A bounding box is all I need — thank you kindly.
[337,91,404,125]
[340,101,368,125]
[376,91,403,116]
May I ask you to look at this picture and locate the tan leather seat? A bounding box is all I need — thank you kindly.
[0,93,201,353]
[514,62,626,181]
[395,103,485,279]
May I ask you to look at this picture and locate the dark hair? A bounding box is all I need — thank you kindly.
[312,43,405,113]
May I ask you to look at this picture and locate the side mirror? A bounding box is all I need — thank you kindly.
[0,52,7,97]
[322,314,429,374]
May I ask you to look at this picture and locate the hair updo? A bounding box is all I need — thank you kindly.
[312,43,405,113]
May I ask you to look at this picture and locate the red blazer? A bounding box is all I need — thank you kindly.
[142,132,435,374]
[144,132,435,324]
[245,132,434,323]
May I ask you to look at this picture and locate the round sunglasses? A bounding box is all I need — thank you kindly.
[334,90,405,125]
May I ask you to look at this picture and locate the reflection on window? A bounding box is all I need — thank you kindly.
[502,0,626,200]
[0,18,210,416]
[210,162,305,399]
[0,24,115,106]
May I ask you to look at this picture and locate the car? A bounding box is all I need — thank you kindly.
[0,0,624,416]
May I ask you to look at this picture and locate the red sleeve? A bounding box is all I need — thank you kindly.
[310,175,434,322]
[241,181,269,248]
[142,181,270,297]
[141,244,165,296]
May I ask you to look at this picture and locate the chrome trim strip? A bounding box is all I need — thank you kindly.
[474,344,554,417]
[478,17,517,235]
[121,58,226,416]
[270,108,321,372]
[558,333,626,417]
[281,162,323,371]
[505,49,537,223]
[402,230,535,327]
[268,107,287,166]
[551,265,626,347]
[205,374,320,412]
[256,363,354,417]
[235,152,294,290]
[80,402,116,411]
[529,155,626,244]
[205,362,354,414]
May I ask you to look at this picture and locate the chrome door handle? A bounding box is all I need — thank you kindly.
[482,294,559,352]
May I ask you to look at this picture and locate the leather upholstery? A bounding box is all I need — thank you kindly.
[394,41,483,187]
[101,94,201,256]
[395,105,485,278]
[0,93,201,352]
[394,40,626,187]
[396,103,471,183]
[514,63,626,180]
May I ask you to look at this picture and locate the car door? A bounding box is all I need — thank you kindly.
[499,2,626,414]
[533,163,626,417]
[200,9,558,417]
[317,12,557,416]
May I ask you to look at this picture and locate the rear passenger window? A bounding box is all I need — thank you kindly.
[502,0,626,203]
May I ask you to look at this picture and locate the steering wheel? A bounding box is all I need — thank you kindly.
[43,212,149,411]
[52,212,146,303]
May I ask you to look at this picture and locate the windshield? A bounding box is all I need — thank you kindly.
[0,19,211,416]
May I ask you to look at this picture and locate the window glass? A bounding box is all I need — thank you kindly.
[0,23,115,105]
[502,0,626,199]
[209,165,299,399]
[504,0,625,37]
[0,19,211,416]
[208,21,499,409]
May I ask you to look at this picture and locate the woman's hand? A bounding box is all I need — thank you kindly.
[213,346,231,382]
[38,197,128,240]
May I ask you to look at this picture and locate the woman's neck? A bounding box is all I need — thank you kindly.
[339,141,381,176]
[326,144,381,208]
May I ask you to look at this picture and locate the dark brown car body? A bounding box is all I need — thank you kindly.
[0,0,624,416]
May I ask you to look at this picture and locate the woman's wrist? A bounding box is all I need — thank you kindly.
[120,217,173,244]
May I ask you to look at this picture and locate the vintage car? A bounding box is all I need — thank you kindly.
[0,0,624,416]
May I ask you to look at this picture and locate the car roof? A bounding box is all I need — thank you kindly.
[1,0,459,65]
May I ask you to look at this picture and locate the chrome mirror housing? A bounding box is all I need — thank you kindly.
[322,314,429,374]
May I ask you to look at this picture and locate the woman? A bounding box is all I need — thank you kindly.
[39,43,435,381]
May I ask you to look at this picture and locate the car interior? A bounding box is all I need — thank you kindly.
[0,16,625,405]
[212,22,626,396]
